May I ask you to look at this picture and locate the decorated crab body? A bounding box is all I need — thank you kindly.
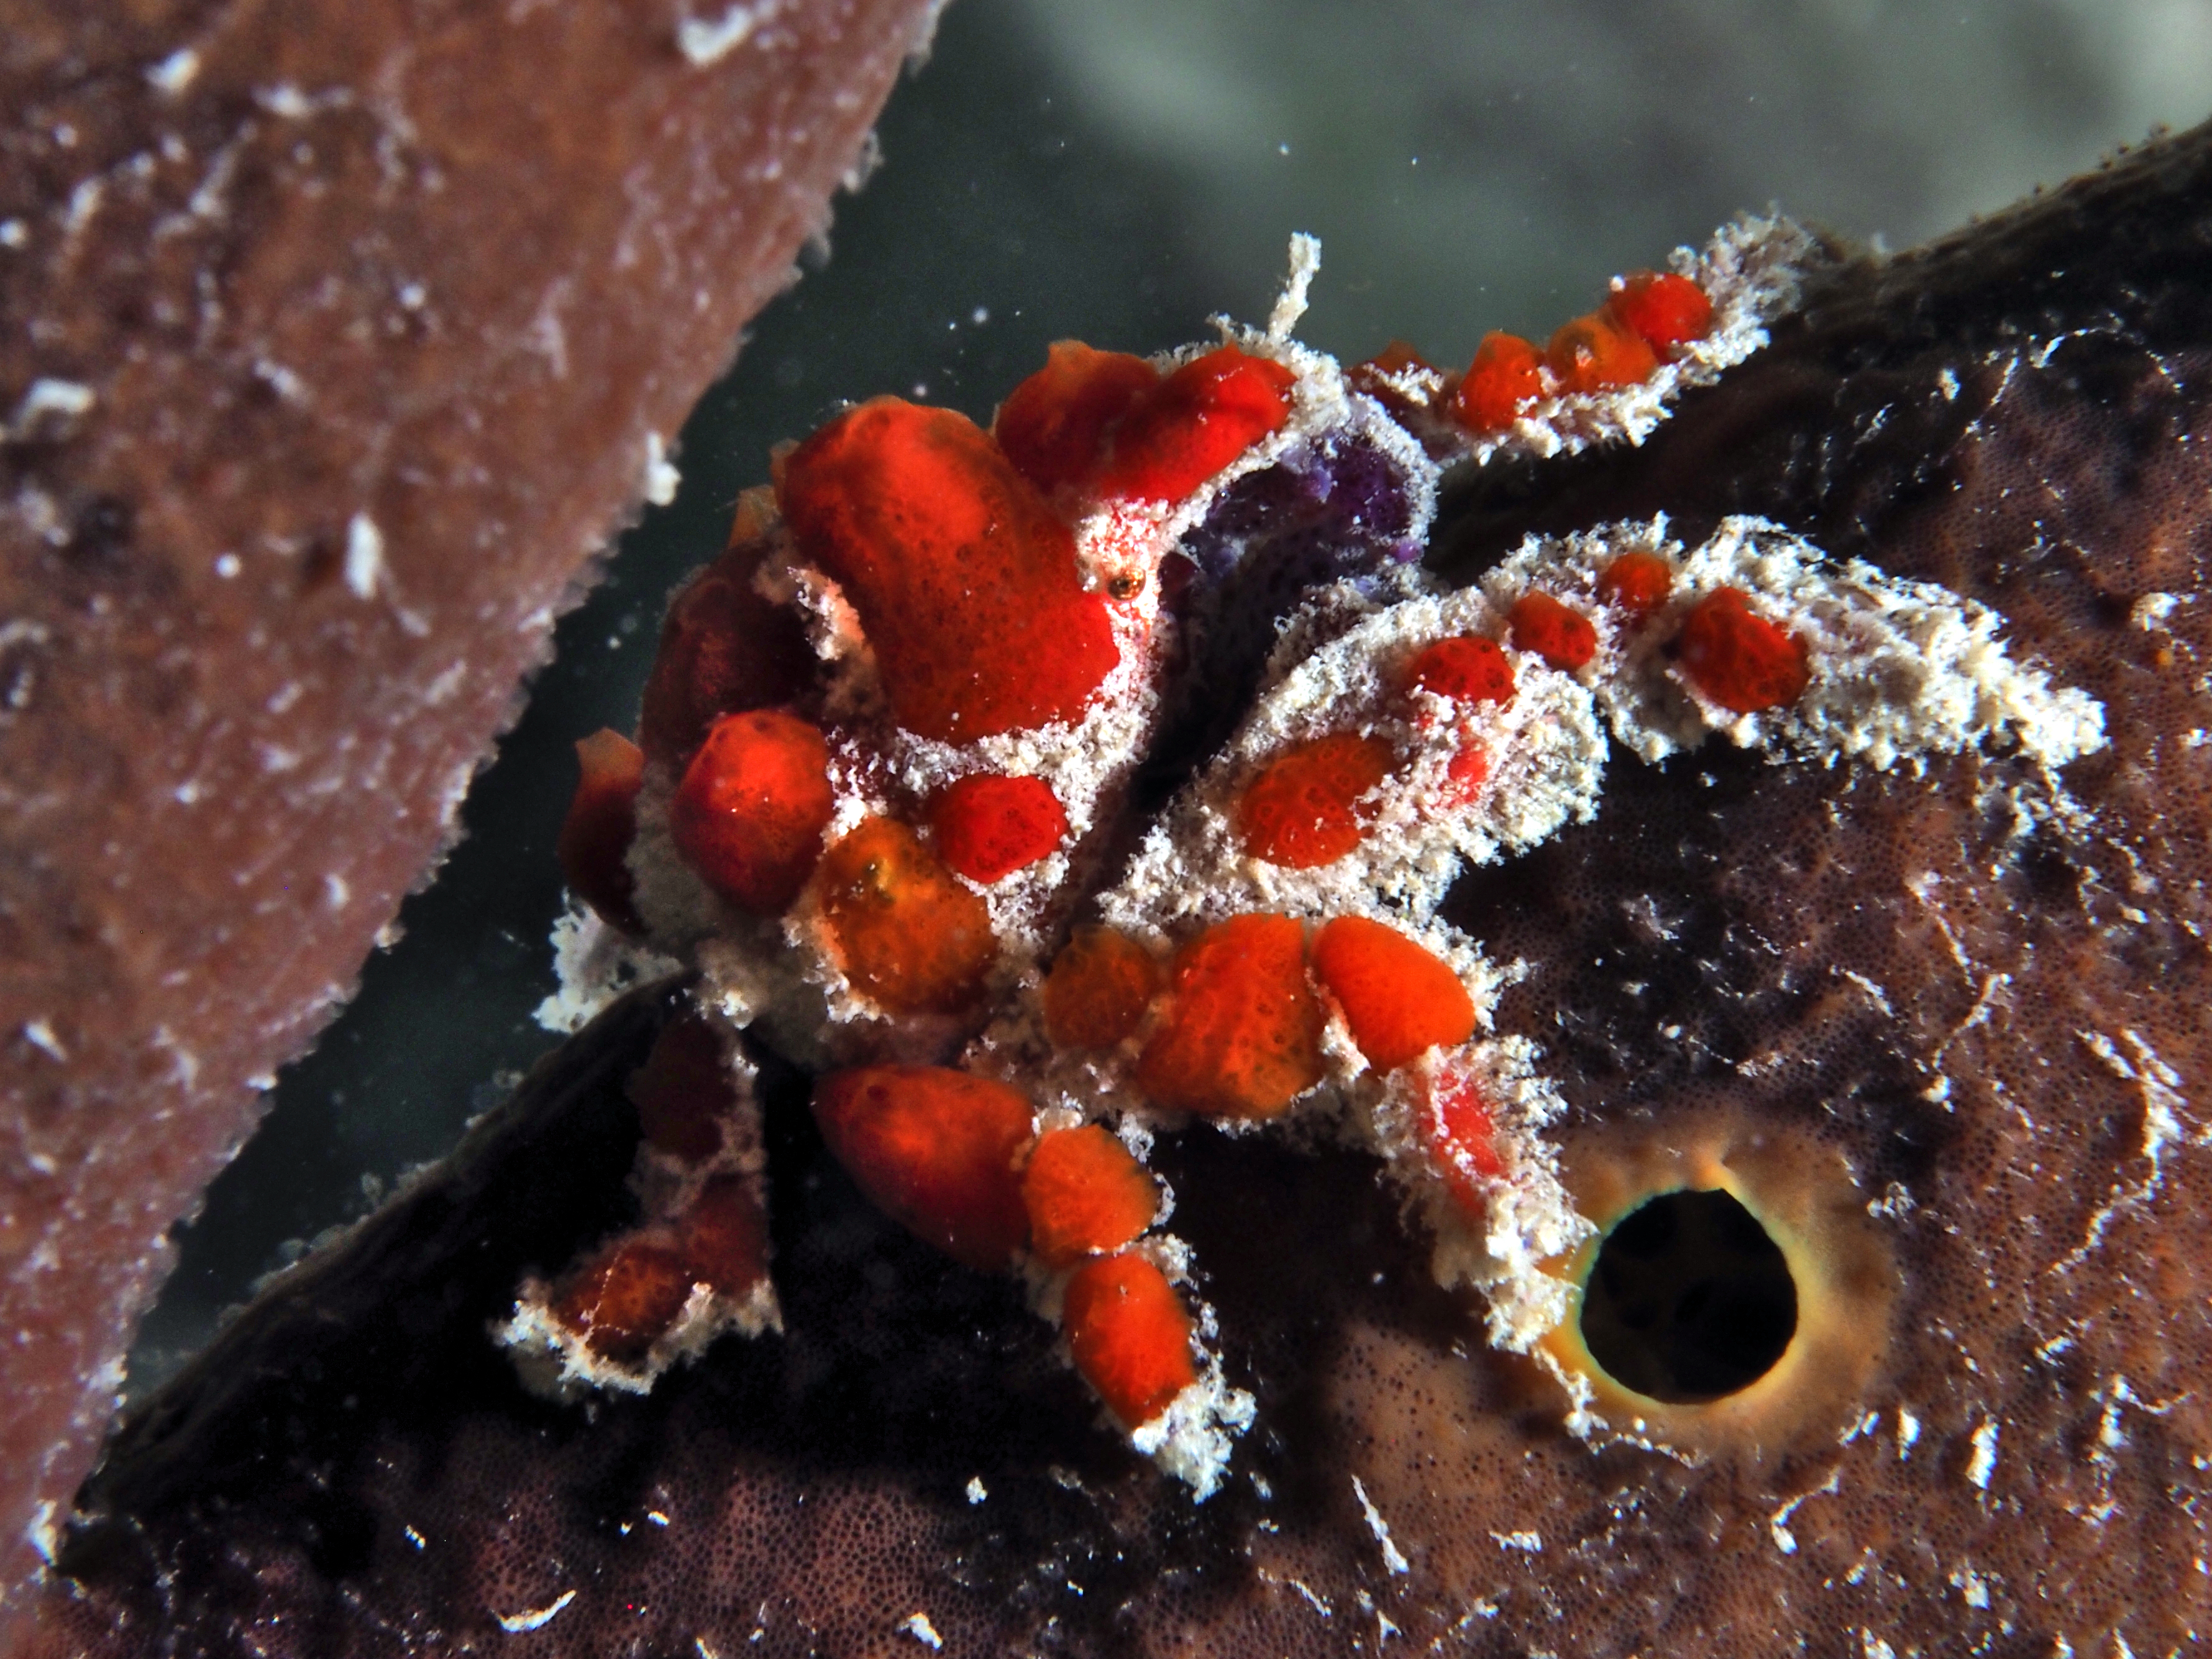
[506,220,2105,1498]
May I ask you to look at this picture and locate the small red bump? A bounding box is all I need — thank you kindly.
[1427,1069,1504,1216]
[816,817,997,1014]
[1447,332,1546,432]
[1595,550,1675,624]
[1508,592,1599,672]
[1043,926,1163,1052]
[1348,339,1438,416]
[1021,1125,1160,1269]
[1310,916,1476,1073]
[638,522,815,772]
[994,341,1161,496]
[1676,587,1812,713]
[778,397,1119,741]
[1444,743,1491,805]
[811,1066,1034,1271]
[669,710,834,914]
[557,728,646,935]
[677,1174,772,1297]
[1404,634,1516,708]
[1606,270,1714,351]
[1063,1251,1195,1428]
[626,1014,731,1163]
[1545,311,1660,395]
[1094,345,1296,503]
[1136,915,1325,1120]
[1236,733,1394,869]
[929,774,1069,884]
[554,1238,692,1363]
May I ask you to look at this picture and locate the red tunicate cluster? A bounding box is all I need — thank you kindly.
[1355,268,1716,438]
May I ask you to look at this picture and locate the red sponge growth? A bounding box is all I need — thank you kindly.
[812,1066,1035,1271]
[816,817,997,1014]
[675,1174,771,1298]
[777,397,1120,741]
[995,341,1160,495]
[1448,331,1547,433]
[1545,310,1660,395]
[624,1014,731,1162]
[1094,345,1296,503]
[1310,917,1476,1073]
[669,709,835,915]
[1676,587,1811,713]
[1063,1251,1195,1428]
[1021,1125,1160,1269]
[638,518,815,772]
[553,1238,693,1363]
[1606,270,1714,352]
[928,774,1068,884]
[1596,550,1674,624]
[1043,926,1163,1052]
[1404,634,1516,709]
[1236,733,1394,868]
[1426,1067,1504,1216]
[1136,915,1324,1120]
[1508,592,1598,672]
[557,728,646,935]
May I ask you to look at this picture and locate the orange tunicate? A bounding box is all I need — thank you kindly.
[1447,331,1546,432]
[1404,634,1516,708]
[1021,1125,1161,1269]
[1596,549,1675,624]
[994,340,1161,496]
[677,1174,772,1297]
[1310,916,1476,1073]
[669,709,835,915]
[1676,587,1812,713]
[1042,925,1163,1051]
[777,397,1120,741]
[928,773,1068,885]
[1063,1251,1195,1428]
[1236,733,1394,868]
[811,1066,1034,1271]
[1606,269,1714,351]
[1346,339,1438,417]
[1136,915,1325,1120]
[554,1238,693,1363]
[1545,309,1661,395]
[1428,1069,1504,1216]
[1093,344,1296,503]
[557,728,646,935]
[625,1013,731,1162]
[816,817,997,1013]
[637,526,815,772]
[1508,592,1599,672]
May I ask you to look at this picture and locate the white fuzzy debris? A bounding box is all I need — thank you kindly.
[644,430,682,506]
[1351,1476,1411,1573]
[897,1612,944,1650]
[1131,1368,1256,1500]
[1967,1419,1999,1490]
[344,513,384,600]
[496,1588,577,1633]
[964,1476,987,1504]
[2057,1029,2193,1269]
[1490,1529,1543,1553]
[1268,232,1322,342]
[536,907,683,1034]
[145,47,199,95]
[22,1020,66,1062]
[9,377,94,438]
[677,1,774,64]
[1898,1409,1921,1458]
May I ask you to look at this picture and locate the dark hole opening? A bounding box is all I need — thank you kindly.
[1578,1187,1798,1403]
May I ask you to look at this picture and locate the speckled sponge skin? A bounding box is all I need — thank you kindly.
[32,123,2212,1658]
[0,0,939,1632]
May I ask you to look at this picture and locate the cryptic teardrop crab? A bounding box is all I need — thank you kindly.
[500,220,2104,1497]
